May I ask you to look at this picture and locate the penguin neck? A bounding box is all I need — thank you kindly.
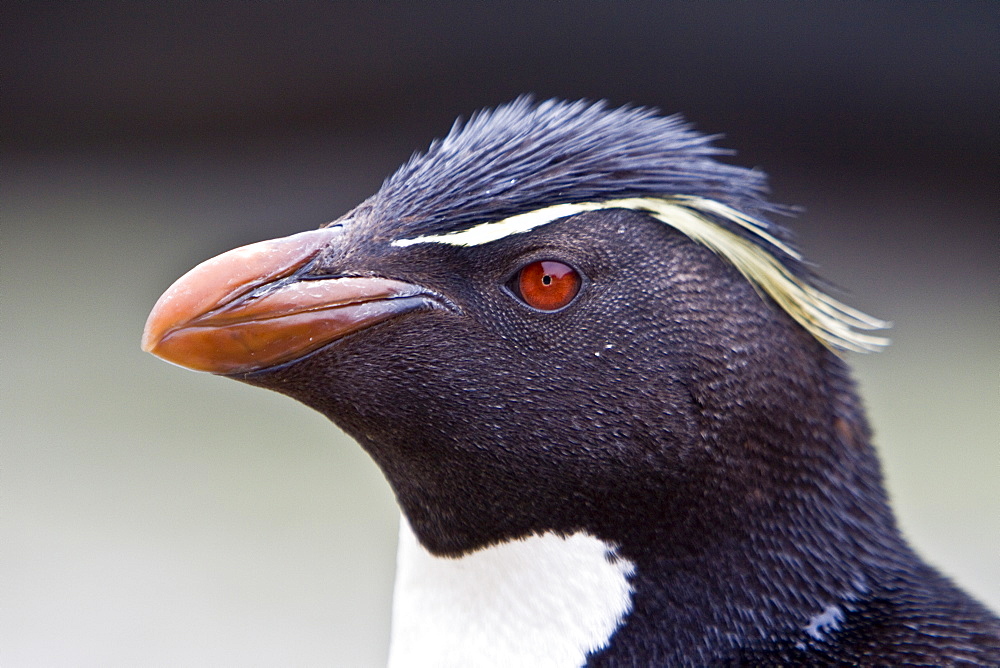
[381,349,917,663]
[585,356,916,663]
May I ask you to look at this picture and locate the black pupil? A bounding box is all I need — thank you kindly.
[542,274,552,285]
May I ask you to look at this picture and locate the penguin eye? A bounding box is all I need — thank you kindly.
[512,260,581,311]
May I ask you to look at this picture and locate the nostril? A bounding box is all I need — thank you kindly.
[323,220,349,232]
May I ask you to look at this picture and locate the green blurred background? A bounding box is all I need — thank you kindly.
[3,3,997,665]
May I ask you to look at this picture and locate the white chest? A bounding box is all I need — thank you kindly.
[387,518,636,668]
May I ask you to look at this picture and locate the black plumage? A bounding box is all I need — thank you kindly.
[144,98,999,665]
[366,98,776,234]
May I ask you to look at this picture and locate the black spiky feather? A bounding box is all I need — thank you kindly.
[352,97,789,250]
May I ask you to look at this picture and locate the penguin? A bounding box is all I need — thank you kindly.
[142,98,999,666]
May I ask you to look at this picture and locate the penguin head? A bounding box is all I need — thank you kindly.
[143,98,889,557]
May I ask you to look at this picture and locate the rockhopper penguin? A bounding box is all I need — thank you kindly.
[143,98,999,666]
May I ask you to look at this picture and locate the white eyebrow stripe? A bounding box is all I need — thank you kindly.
[391,201,613,247]
[391,196,798,256]
[390,196,890,353]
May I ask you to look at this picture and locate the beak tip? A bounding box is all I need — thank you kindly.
[141,293,178,358]
[140,328,158,355]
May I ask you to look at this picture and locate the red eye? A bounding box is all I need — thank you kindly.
[516,260,581,311]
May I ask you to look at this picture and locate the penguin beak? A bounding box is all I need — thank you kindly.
[142,228,432,375]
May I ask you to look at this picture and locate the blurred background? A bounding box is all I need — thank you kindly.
[3,2,997,665]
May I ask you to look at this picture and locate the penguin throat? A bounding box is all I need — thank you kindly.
[388,517,637,667]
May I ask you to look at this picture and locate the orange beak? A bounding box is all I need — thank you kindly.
[142,228,434,375]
